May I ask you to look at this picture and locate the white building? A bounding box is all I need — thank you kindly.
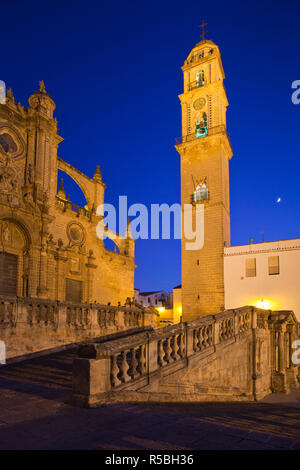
[134,289,172,309]
[224,238,300,320]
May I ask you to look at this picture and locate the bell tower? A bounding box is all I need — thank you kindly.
[175,38,233,321]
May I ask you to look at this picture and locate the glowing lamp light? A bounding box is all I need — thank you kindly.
[255,298,271,310]
[157,307,165,314]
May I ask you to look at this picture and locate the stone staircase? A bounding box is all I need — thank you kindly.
[70,306,299,407]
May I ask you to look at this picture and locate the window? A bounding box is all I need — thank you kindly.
[268,256,279,275]
[194,180,209,202]
[65,278,82,303]
[245,258,256,277]
[0,252,18,296]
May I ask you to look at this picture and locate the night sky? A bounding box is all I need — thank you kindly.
[2,0,300,293]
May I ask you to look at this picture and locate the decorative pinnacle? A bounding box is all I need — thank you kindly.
[39,80,46,93]
[93,164,102,181]
[6,87,15,101]
[57,178,67,200]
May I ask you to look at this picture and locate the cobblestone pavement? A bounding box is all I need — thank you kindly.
[0,350,299,450]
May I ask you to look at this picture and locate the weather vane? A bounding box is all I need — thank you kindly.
[199,20,207,42]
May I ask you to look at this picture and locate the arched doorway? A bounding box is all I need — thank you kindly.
[0,219,30,297]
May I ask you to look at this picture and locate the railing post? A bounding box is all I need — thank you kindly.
[71,349,111,407]
[214,317,220,346]
[90,303,98,329]
[116,308,125,330]
[148,333,158,374]
[186,325,194,357]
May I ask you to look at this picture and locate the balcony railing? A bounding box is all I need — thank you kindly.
[56,196,91,218]
[187,79,205,92]
[191,191,210,204]
[175,125,232,151]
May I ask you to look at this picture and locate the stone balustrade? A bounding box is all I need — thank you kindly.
[0,295,159,359]
[70,306,299,407]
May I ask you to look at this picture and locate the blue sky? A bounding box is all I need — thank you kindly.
[2,0,300,292]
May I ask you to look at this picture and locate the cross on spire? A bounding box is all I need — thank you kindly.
[199,20,207,42]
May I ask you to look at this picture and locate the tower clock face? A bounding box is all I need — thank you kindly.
[193,98,206,111]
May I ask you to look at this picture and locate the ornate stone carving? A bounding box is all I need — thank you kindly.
[0,126,25,159]
[0,163,20,206]
[66,221,85,247]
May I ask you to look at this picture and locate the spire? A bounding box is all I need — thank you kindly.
[39,80,46,93]
[6,87,15,104]
[93,164,102,181]
[57,178,67,200]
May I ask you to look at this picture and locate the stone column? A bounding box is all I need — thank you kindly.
[28,245,40,298]
[286,325,298,388]
[278,329,285,373]
[272,327,288,394]
[55,242,67,301]
[85,250,97,303]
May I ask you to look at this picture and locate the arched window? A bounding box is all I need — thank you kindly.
[193,180,209,202]
[200,183,209,200]
[196,70,205,87]
[194,184,202,202]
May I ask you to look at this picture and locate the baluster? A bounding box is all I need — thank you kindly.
[0,302,4,324]
[140,344,146,375]
[130,347,138,379]
[26,304,33,326]
[165,337,172,363]
[173,334,180,361]
[203,326,208,349]
[193,329,198,352]
[111,354,121,387]
[36,304,41,324]
[100,309,105,328]
[120,350,130,382]
[179,332,185,357]
[208,324,213,346]
[157,340,164,367]
[219,321,223,342]
[200,327,204,348]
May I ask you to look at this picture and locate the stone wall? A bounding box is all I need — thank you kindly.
[0,295,159,359]
[70,306,299,407]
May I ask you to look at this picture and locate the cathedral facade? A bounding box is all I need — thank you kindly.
[0,82,135,305]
